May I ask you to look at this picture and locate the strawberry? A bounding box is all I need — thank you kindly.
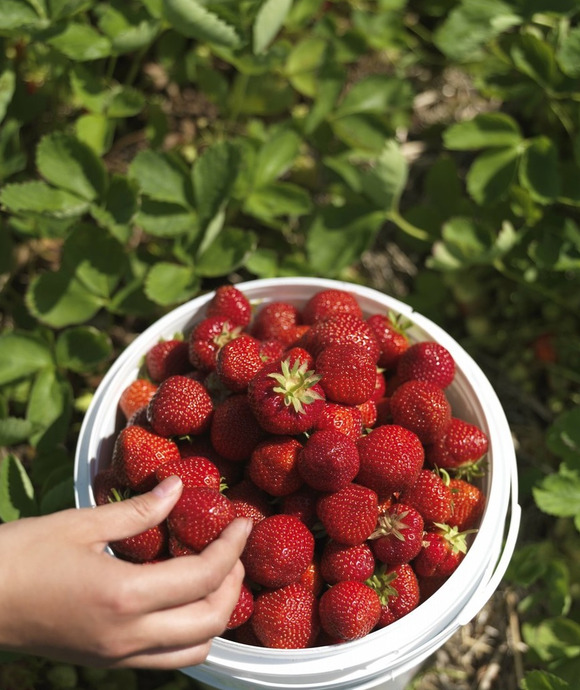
[188,315,243,371]
[167,486,235,552]
[280,486,319,529]
[216,334,264,392]
[389,379,452,444]
[297,429,360,492]
[247,357,325,435]
[226,581,254,630]
[248,435,304,497]
[154,455,221,490]
[210,393,267,462]
[369,503,425,565]
[168,534,197,558]
[302,288,363,324]
[319,581,381,641]
[111,521,169,563]
[119,379,157,420]
[112,425,181,492]
[145,339,190,382]
[305,314,380,362]
[316,483,379,546]
[366,313,410,370]
[251,582,319,649]
[242,513,315,588]
[368,563,420,627]
[225,479,274,525]
[252,301,302,345]
[206,284,252,327]
[312,401,363,441]
[371,369,387,402]
[298,559,324,596]
[357,399,378,428]
[315,343,377,405]
[284,346,315,370]
[147,374,213,438]
[126,405,152,430]
[93,467,128,506]
[356,424,424,496]
[413,524,471,579]
[320,541,375,584]
[178,435,244,487]
[424,417,489,473]
[448,478,486,531]
[258,338,284,363]
[397,341,456,389]
[399,469,453,525]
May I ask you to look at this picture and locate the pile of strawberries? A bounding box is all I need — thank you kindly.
[93,284,490,649]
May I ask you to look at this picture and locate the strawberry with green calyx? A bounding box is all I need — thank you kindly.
[366,312,411,371]
[242,513,315,589]
[424,417,489,474]
[390,379,452,444]
[154,455,222,490]
[319,581,381,641]
[399,468,453,525]
[316,483,379,546]
[315,343,377,405]
[248,357,325,435]
[367,563,420,628]
[167,486,236,552]
[206,284,252,327]
[448,478,486,531]
[312,401,363,441]
[147,375,213,438]
[396,341,456,389]
[251,582,320,649]
[302,288,363,324]
[413,523,477,579]
[188,315,243,372]
[369,502,425,565]
[112,425,181,492]
[145,338,190,383]
[119,378,157,420]
[297,428,360,492]
[248,435,304,497]
[210,393,267,462]
[320,541,375,584]
[226,581,255,630]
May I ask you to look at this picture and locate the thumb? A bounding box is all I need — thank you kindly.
[91,475,183,544]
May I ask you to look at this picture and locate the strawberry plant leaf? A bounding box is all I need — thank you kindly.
[75,113,113,156]
[90,173,138,239]
[510,33,559,88]
[0,332,53,386]
[48,0,95,21]
[360,140,408,213]
[135,199,198,238]
[253,0,293,55]
[0,68,16,124]
[556,26,580,79]
[144,262,200,306]
[285,36,327,97]
[0,417,36,446]
[39,476,75,514]
[0,120,27,181]
[466,146,520,205]
[244,182,312,222]
[0,0,44,31]
[533,464,580,524]
[36,132,107,202]
[0,454,37,521]
[0,180,90,218]
[443,113,523,151]
[129,149,194,208]
[546,408,580,466]
[522,617,580,664]
[331,113,394,153]
[521,670,570,690]
[94,0,160,56]
[333,75,413,121]
[55,326,112,373]
[26,368,73,448]
[252,128,301,189]
[196,226,257,277]
[192,140,240,230]
[46,21,113,61]
[163,0,241,48]
[519,137,561,204]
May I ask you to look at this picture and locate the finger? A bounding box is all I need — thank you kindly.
[89,476,183,546]
[114,517,252,613]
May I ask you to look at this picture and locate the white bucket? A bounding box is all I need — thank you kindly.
[74,277,521,690]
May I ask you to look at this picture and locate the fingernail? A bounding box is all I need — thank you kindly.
[152,475,182,498]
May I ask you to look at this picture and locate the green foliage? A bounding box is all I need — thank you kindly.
[0,0,579,687]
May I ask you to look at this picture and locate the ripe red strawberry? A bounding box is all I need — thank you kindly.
[251,582,319,649]
[226,581,254,630]
[357,399,378,428]
[369,503,425,565]
[216,334,264,392]
[312,401,363,441]
[316,483,379,546]
[168,534,197,558]
[305,314,380,362]
[413,524,470,579]
[297,429,360,492]
[225,478,274,524]
[320,541,375,584]
[93,467,128,506]
[247,357,325,435]
[248,435,304,497]
[280,485,319,529]
[167,486,235,552]
[210,393,266,462]
[302,288,363,324]
[319,581,381,641]
[399,469,453,525]
[145,338,190,382]
[397,341,456,389]
[259,338,285,363]
[424,417,489,472]
[147,375,213,437]
[356,424,424,496]
[315,343,377,405]
[126,405,152,430]
[366,313,410,370]
[154,455,221,490]
[284,346,315,370]
[111,521,169,563]
[368,563,420,627]
[371,369,387,402]
[178,435,243,487]
[188,315,243,371]
[242,514,315,588]
[206,284,252,327]
[448,478,486,531]
[252,301,302,345]
[389,379,452,444]
[298,559,324,596]
[119,379,157,420]
[112,425,181,492]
